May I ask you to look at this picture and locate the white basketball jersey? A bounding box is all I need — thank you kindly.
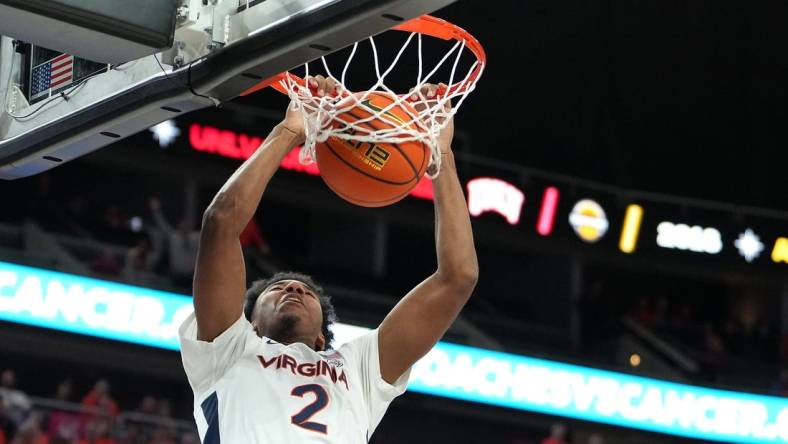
[179,313,410,443]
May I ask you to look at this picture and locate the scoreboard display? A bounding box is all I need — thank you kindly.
[139,112,788,275]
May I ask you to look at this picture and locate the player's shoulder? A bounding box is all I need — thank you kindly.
[320,348,346,362]
[325,328,378,360]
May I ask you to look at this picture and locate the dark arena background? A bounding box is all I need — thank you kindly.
[0,1,787,443]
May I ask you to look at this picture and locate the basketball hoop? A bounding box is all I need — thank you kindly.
[242,15,485,177]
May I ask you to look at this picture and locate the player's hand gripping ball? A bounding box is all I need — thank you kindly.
[308,76,432,207]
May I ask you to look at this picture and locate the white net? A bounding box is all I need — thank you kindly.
[279,28,484,178]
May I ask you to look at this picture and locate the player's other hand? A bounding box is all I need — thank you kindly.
[281,75,339,144]
[308,75,339,99]
[149,197,162,212]
[281,100,307,145]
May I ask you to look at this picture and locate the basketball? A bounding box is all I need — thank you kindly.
[315,91,430,207]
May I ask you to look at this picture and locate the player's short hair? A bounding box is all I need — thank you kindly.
[244,271,336,349]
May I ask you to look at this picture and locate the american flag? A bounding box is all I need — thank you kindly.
[31,53,74,99]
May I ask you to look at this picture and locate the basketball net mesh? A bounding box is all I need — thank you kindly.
[280,32,483,178]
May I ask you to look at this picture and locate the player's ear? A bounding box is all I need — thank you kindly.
[315,333,326,351]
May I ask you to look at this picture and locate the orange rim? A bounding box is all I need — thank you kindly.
[240,15,485,97]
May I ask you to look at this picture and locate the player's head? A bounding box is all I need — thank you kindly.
[1,369,14,388]
[244,271,336,351]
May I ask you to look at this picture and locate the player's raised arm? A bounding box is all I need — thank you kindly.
[193,100,308,342]
[377,84,479,384]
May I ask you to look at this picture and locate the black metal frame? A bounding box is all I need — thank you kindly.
[0,0,178,48]
[0,0,456,180]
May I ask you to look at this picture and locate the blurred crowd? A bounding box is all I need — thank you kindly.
[0,370,196,444]
[0,171,783,444]
[1,367,609,444]
[88,197,203,288]
[87,196,272,290]
[627,295,787,392]
[575,274,787,395]
[538,423,604,444]
[2,174,273,293]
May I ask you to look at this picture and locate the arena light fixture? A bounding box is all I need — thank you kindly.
[467,177,525,225]
[536,186,560,236]
[772,237,788,264]
[619,204,643,254]
[656,221,723,254]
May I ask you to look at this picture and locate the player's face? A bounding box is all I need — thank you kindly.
[252,279,325,349]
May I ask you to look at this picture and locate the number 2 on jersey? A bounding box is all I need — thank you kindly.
[291,384,329,434]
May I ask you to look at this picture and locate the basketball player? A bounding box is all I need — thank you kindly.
[179,76,478,443]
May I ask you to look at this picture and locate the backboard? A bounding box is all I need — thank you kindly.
[0,0,457,179]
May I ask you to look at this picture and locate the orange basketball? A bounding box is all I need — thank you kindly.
[315,92,430,207]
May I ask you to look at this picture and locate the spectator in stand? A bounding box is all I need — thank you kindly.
[148,426,176,444]
[122,234,160,285]
[240,217,280,275]
[772,369,788,397]
[240,217,271,256]
[147,398,177,444]
[156,399,172,420]
[90,249,122,278]
[124,395,158,444]
[782,333,788,363]
[630,298,655,328]
[587,433,604,444]
[0,401,13,444]
[79,415,115,444]
[9,414,48,444]
[80,381,118,419]
[22,176,54,228]
[699,323,726,381]
[47,380,80,442]
[80,391,117,443]
[95,206,136,246]
[149,198,199,288]
[0,371,31,429]
[722,306,747,354]
[61,196,92,238]
[136,396,157,416]
[669,302,696,343]
[652,296,668,328]
[540,423,568,444]
[179,434,198,444]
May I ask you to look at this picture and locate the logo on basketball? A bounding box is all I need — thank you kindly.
[342,138,391,171]
[569,199,609,243]
[316,91,429,207]
[364,145,390,168]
